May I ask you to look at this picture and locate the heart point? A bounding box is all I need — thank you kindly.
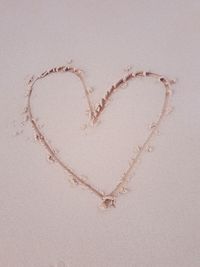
[99,195,116,210]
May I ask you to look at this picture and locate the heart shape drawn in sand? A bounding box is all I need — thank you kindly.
[25,64,175,209]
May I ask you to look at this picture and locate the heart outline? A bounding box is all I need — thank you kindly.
[26,65,175,209]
